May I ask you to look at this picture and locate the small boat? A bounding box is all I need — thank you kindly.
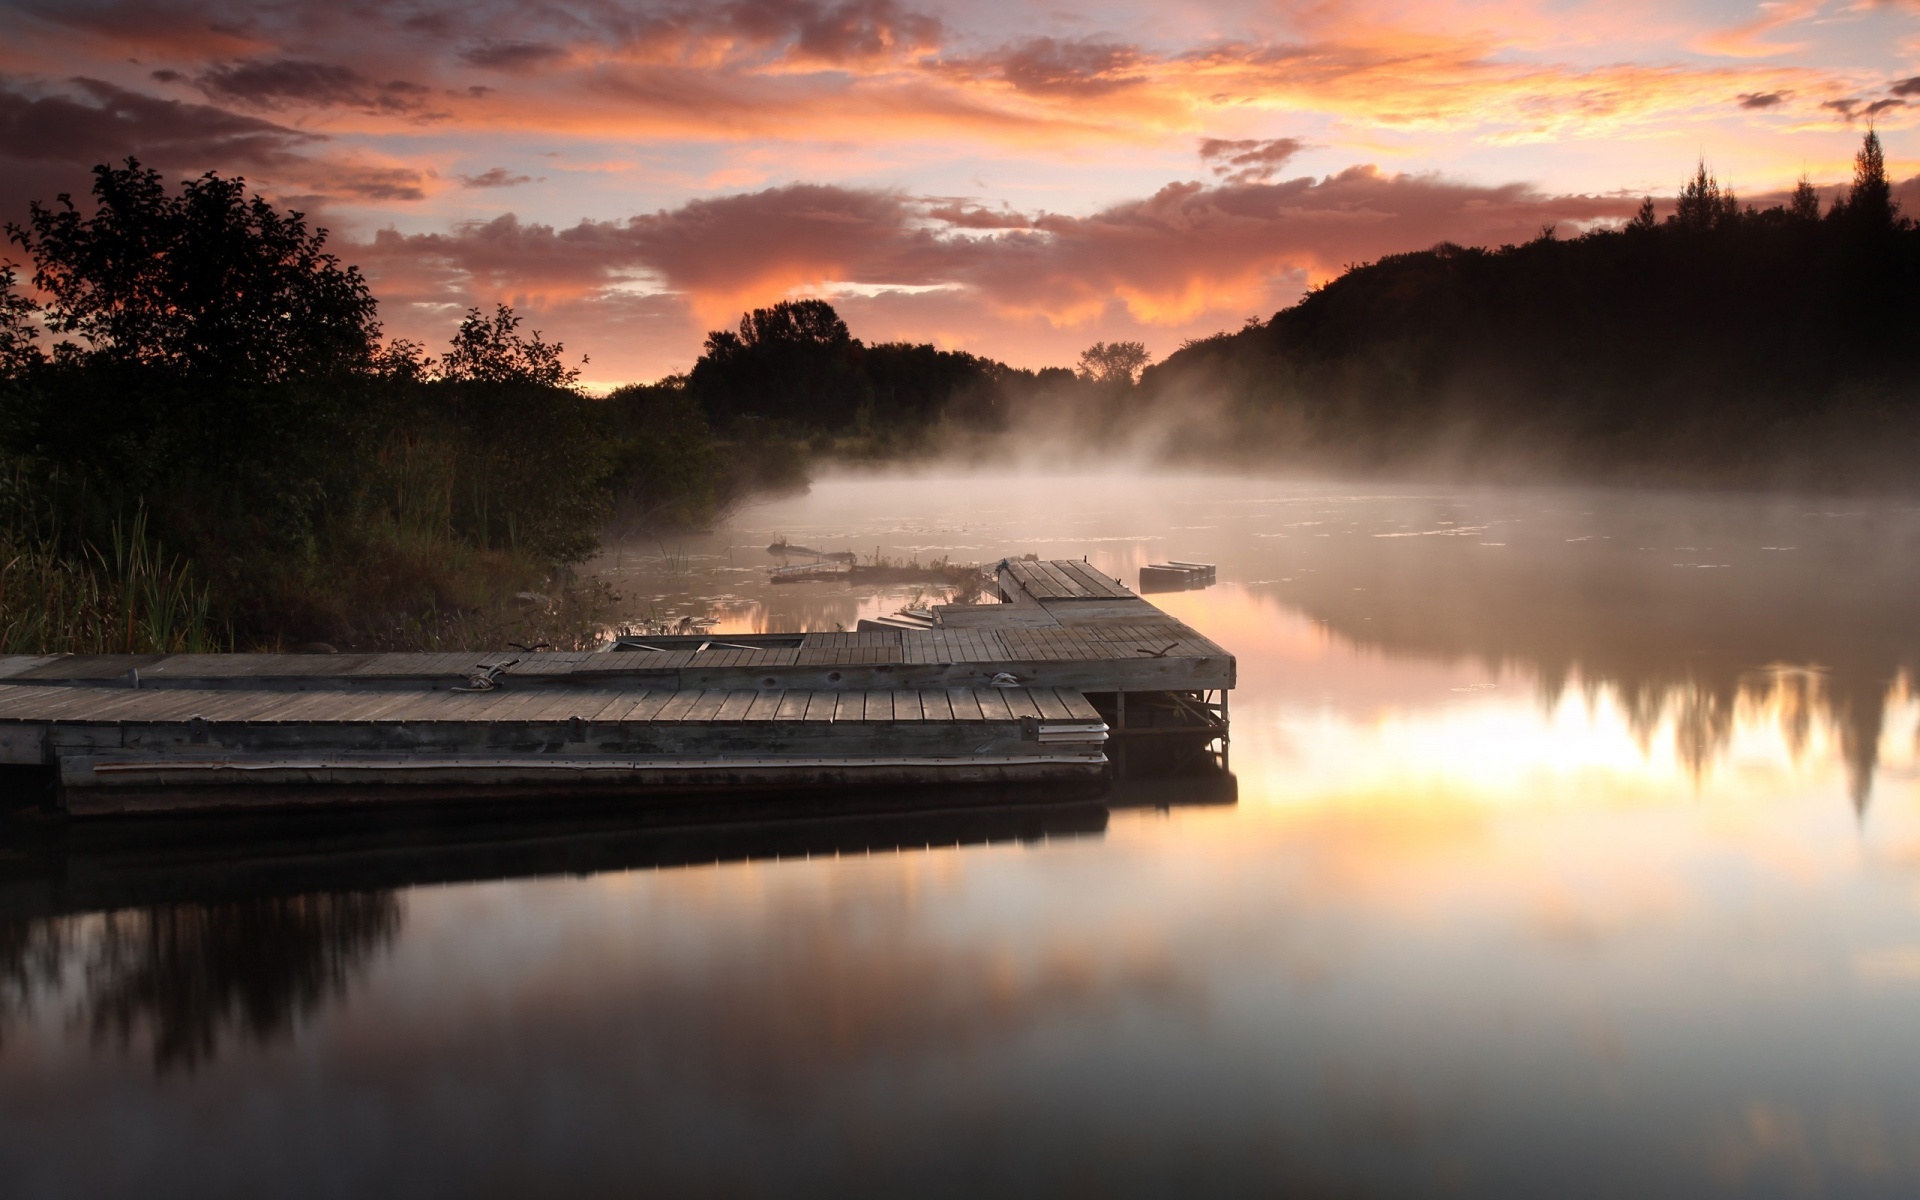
[1138,561,1216,593]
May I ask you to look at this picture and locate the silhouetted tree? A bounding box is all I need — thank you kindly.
[6,159,378,383]
[1077,340,1151,385]
[0,264,37,376]
[439,303,582,388]
[0,163,681,645]
[1671,160,1740,231]
[736,298,852,349]
[0,163,392,575]
[1789,174,1822,222]
[1627,197,1657,231]
[1138,142,1920,488]
[691,299,870,429]
[1831,128,1897,231]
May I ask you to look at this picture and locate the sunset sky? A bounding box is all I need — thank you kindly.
[2,0,1915,386]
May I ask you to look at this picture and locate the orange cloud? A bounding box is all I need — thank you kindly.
[1693,0,1824,59]
[354,167,1640,377]
[6,0,1912,380]
[3,0,1863,151]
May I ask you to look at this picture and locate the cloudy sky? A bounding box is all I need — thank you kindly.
[2,0,1915,386]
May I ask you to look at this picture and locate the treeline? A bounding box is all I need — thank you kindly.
[1138,131,1920,487]
[656,298,1155,454]
[662,133,1920,488]
[0,161,742,652]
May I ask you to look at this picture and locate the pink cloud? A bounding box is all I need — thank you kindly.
[354,167,1641,380]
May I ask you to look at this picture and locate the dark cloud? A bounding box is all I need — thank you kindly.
[1198,137,1305,184]
[1893,77,1920,98]
[195,58,434,114]
[0,77,315,168]
[401,10,460,37]
[586,0,942,67]
[725,0,943,62]
[1737,91,1786,109]
[458,167,534,189]
[0,77,426,220]
[459,41,569,73]
[13,0,264,57]
[328,164,429,201]
[1818,96,1903,121]
[921,200,1031,229]
[985,38,1147,97]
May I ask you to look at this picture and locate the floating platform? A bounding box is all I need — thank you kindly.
[0,559,1232,816]
[1138,561,1216,593]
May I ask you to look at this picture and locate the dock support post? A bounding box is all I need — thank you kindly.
[1219,688,1229,769]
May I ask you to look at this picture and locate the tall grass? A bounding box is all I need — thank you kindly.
[0,508,222,655]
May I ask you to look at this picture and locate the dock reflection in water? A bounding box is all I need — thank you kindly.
[4,474,1920,1198]
[0,794,1120,1076]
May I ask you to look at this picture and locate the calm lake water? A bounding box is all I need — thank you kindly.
[5,472,1920,1198]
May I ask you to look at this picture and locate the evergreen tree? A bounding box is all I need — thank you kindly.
[1672,160,1739,231]
[1789,174,1822,222]
[1833,128,1896,231]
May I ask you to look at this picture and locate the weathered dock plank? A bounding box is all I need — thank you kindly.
[7,560,1226,814]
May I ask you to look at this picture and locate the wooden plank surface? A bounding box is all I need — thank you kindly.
[1062,691,1103,721]
[654,691,703,723]
[1035,561,1090,598]
[1031,688,1073,720]
[0,686,120,720]
[1056,559,1132,598]
[803,692,838,721]
[1001,690,1042,719]
[0,682,1099,731]
[13,654,168,681]
[622,690,679,723]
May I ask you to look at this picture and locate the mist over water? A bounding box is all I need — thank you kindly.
[5,471,1920,1197]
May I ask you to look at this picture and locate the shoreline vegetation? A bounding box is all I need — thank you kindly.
[0,161,797,654]
[2,133,1914,652]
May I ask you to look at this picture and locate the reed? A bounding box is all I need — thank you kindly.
[0,508,222,655]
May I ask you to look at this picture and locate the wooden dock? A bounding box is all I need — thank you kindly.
[0,559,1232,816]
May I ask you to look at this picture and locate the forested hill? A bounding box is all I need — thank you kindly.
[1140,133,1920,487]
